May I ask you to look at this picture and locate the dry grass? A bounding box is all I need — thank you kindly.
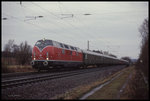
[2,57,34,73]
[87,66,134,99]
[2,65,36,73]
[120,67,149,99]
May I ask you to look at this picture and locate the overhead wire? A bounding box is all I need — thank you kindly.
[2,2,58,35]
[57,2,95,39]
[57,2,99,50]
[31,2,60,19]
[12,1,84,47]
[57,2,109,50]
[3,2,120,53]
[57,2,121,55]
[16,2,83,43]
[28,2,84,44]
[2,12,62,40]
[18,3,70,37]
[72,14,120,53]
[56,2,94,47]
[57,2,108,41]
[31,2,119,52]
[30,2,88,45]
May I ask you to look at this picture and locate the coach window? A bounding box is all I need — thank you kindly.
[85,54,87,59]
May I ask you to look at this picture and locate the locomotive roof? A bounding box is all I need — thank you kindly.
[38,39,82,52]
[52,40,82,52]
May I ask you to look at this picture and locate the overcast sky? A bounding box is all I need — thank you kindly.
[2,1,148,59]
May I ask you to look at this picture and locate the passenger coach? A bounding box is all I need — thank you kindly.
[82,50,129,67]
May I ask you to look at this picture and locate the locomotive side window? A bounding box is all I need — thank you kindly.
[64,44,69,49]
[54,41,61,48]
[60,43,64,48]
[70,46,75,50]
[74,47,77,51]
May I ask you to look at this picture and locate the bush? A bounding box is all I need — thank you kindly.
[127,69,148,99]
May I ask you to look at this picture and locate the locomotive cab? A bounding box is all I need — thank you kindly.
[31,39,54,70]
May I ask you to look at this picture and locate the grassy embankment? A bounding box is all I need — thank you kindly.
[53,65,148,100]
[52,66,134,99]
[86,66,134,99]
[119,67,149,99]
[86,65,148,99]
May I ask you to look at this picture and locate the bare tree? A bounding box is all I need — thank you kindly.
[3,40,15,65]
[16,41,32,65]
[4,39,14,53]
[121,56,131,64]
[12,44,19,53]
[139,18,149,47]
[3,40,32,65]
[137,18,149,78]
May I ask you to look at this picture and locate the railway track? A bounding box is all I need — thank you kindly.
[2,67,107,89]
[2,68,77,79]
[2,65,126,89]
[2,72,38,78]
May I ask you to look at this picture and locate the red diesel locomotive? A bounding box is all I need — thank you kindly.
[31,39,83,70]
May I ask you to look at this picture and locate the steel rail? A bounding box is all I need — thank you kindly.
[2,67,104,89]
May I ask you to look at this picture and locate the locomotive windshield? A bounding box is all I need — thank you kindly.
[35,40,53,50]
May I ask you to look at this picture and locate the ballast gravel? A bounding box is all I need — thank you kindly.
[2,65,126,100]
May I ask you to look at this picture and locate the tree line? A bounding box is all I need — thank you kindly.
[2,40,32,65]
[125,18,149,99]
[136,18,149,78]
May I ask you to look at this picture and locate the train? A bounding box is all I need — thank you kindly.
[31,39,129,71]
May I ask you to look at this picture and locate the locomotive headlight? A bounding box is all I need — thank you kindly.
[33,52,36,60]
[46,52,49,60]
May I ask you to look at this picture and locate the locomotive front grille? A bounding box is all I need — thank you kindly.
[34,61,44,66]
